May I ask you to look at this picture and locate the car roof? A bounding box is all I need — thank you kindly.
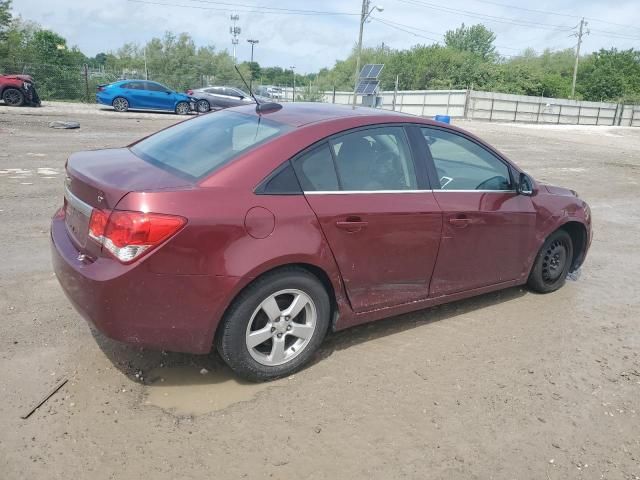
[229,102,440,128]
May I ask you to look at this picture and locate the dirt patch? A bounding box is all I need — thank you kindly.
[1,105,639,479]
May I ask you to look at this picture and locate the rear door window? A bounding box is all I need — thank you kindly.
[330,127,417,191]
[292,144,339,192]
[123,81,145,90]
[130,111,291,180]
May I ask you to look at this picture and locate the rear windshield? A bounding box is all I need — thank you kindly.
[130,110,291,180]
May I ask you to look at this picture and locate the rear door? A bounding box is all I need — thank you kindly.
[121,81,148,109]
[294,125,443,312]
[419,126,537,296]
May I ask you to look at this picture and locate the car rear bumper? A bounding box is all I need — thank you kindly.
[95,93,111,106]
[51,216,239,354]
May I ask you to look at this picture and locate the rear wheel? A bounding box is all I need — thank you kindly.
[112,97,129,112]
[2,88,25,106]
[217,268,330,381]
[196,99,210,113]
[175,101,190,115]
[527,229,573,293]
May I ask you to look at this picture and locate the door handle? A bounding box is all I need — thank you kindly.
[449,216,472,228]
[336,218,368,232]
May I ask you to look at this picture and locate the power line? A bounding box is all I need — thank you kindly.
[126,0,360,16]
[374,17,564,53]
[373,18,442,43]
[395,0,575,31]
[186,0,360,16]
[467,0,640,33]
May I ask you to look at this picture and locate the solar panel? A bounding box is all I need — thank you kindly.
[368,64,383,78]
[358,64,384,79]
[355,79,380,95]
[359,64,373,79]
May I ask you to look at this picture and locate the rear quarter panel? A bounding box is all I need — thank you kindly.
[116,186,349,337]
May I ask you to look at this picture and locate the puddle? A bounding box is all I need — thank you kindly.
[143,366,280,415]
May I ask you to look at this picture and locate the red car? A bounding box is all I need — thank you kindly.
[51,103,592,381]
[0,74,41,107]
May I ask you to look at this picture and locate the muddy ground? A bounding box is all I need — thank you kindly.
[0,103,639,479]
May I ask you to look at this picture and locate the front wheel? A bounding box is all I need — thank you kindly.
[196,99,210,113]
[2,88,25,106]
[217,268,330,381]
[527,229,573,293]
[175,101,190,115]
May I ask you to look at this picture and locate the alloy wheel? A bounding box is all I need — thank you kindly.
[245,289,317,366]
[113,98,128,112]
[176,102,190,115]
[3,89,24,106]
[196,99,210,113]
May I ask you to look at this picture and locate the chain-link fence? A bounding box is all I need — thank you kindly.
[0,61,254,103]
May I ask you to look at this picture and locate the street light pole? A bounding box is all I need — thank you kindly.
[290,66,296,102]
[247,39,259,90]
[351,1,383,109]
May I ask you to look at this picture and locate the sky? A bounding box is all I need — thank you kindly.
[12,0,640,73]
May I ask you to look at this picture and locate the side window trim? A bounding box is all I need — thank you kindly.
[420,125,516,192]
[255,123,436,196]
[326,138,344,190]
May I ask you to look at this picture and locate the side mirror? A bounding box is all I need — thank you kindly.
[517,172,534,196]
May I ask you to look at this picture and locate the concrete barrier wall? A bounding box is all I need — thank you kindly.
[315,88,638,127]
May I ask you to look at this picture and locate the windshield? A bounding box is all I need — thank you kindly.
[130,110,291,180]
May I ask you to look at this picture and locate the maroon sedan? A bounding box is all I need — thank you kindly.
[51,103,592,381]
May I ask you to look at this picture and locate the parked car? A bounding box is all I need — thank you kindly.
[256,85,283,99]
[51,103,592,381]
[187,86,267,113]
[0,74,41,107]
[96,80,194,114]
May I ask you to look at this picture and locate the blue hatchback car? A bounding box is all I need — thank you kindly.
[96,80,194,115]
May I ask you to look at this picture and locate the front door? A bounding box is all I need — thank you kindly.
[419,126,537,296]
[144,82,173,110]
[294,126,443,312]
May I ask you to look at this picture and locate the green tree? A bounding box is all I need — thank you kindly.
[445,23,496,60]
[0,0,11,39]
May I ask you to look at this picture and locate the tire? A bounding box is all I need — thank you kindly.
[2,88,25,106]
[527,229,573,293]
[175,101,190,115]
[217,267,331,382]
[112,97,129,112]
[196,99,210,113]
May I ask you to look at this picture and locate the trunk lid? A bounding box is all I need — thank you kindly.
[64,148,192,252]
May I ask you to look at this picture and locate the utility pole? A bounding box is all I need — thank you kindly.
[143,47,148,80]
[230,15,241,64]
[247,39,259,90]
[571,17,589,98]
[351,1,384,109]
[290,66,296,102]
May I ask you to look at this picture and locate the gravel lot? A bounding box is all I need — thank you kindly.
[1,103,639,479]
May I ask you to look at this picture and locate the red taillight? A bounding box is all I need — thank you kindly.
[88,209,186,263]
[97,86,105,92]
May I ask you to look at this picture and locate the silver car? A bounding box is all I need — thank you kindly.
[189,86,259,113]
